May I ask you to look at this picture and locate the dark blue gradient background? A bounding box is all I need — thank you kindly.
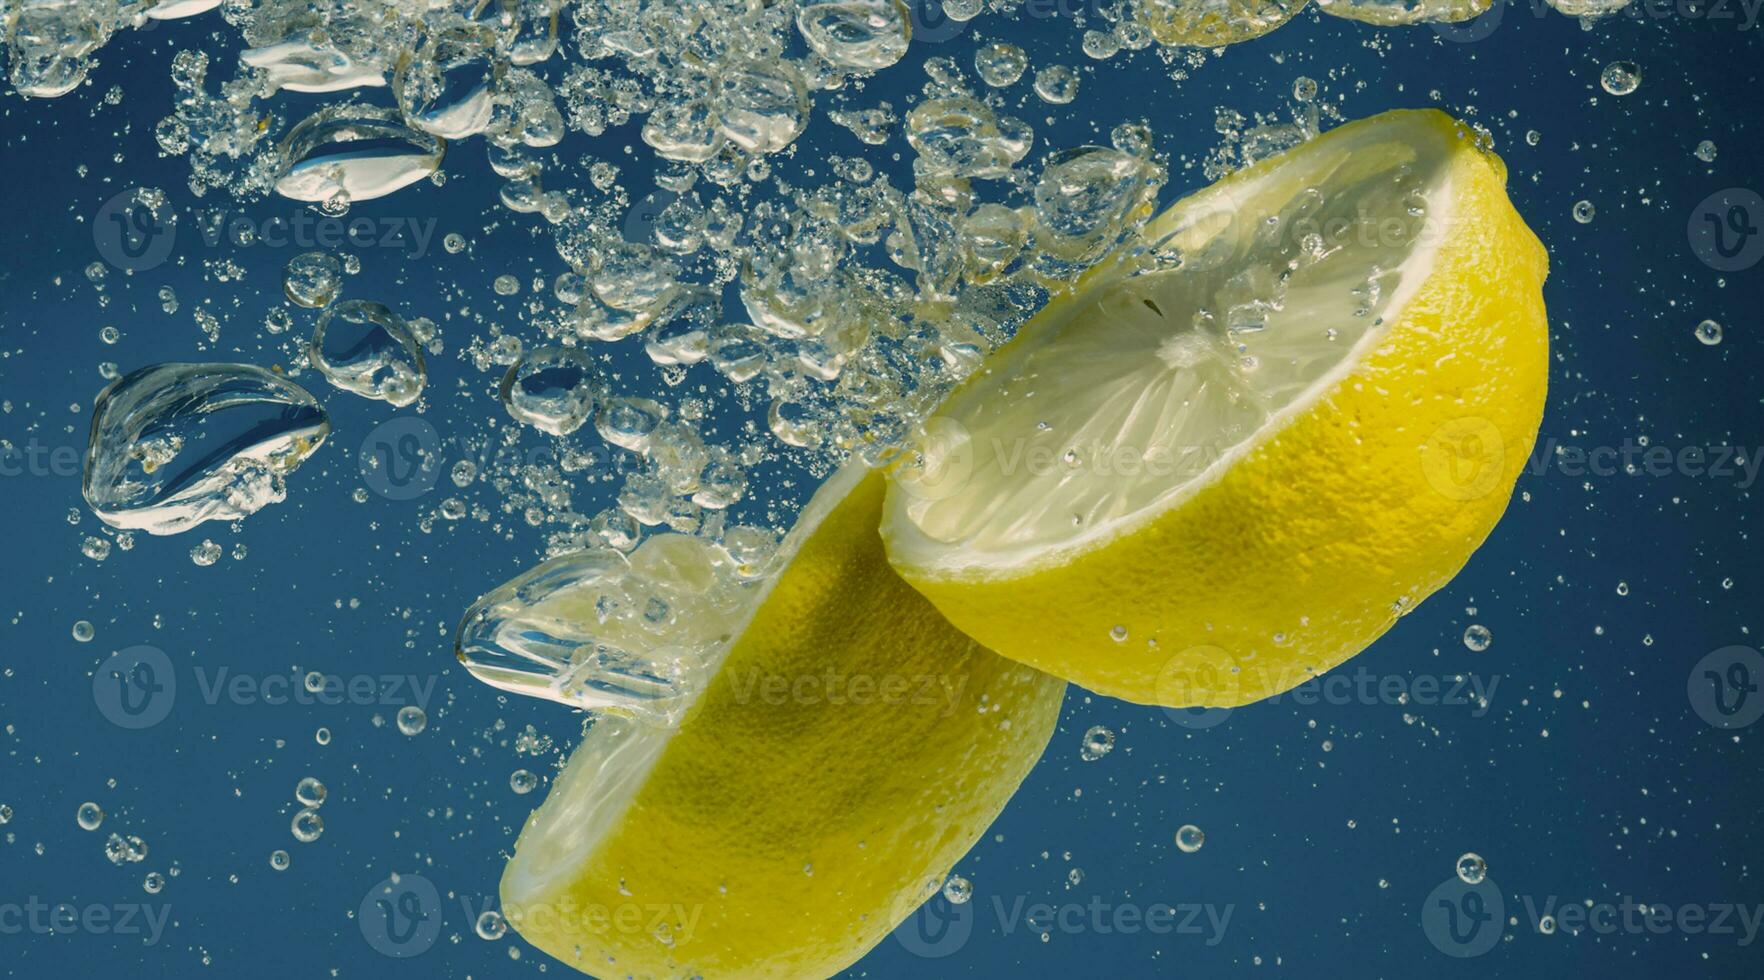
[1,4,1761,978]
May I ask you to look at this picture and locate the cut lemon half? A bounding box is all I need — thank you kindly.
[881,109,1548,708]
[492,468,1065,978]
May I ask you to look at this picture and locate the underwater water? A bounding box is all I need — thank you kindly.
[0,1,1761,978]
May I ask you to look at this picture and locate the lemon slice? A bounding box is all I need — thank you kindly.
[881,109,1548,708]
[1315,0,1491,26]
[494,468,1065,977]
[1137,0,1312,48]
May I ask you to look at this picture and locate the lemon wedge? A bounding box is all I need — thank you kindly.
[494,468,1065,977]
[881,109,1548,708]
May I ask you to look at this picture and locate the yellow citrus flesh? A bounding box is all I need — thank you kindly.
[881,109,1548,708]
[1315,0,1492,26]
[501,468,1066,978]
[1137,0,1312,47]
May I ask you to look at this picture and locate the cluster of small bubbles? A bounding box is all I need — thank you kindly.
[396,705,427,736]
[1079,725,1116,761]
[290,807,324,843]
[71,620,95,643]
[510,769,540,794]
[1456,852,1488,884]
[283,252,343,309]
[475,909,508,941]
[1175,824,1205,853]
[105,832,149,865]
[1572,200,1596,224]
[1695,320,1723,346]
[76,802,104,831]
[1599,61,1640,96]
[1462,624,1492,652]
[943,875,974,905]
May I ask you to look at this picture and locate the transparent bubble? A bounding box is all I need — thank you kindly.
[1599,61,1640,97]
[475,909,508,941]
[510,769,539,794]
[944,875,974,904]
[291,807,325,843]
[77,802,104,831]
[310,300,427,407]
[1456,852,1487,884]
[72,620,95,642]
[795,0,911,71]
[396,705,427,736]
[1572,200,1596,224]
[1695,320,1723,346]
[1079,725,1116,761]
[1175,824,1205,853]
[269,849,291,871]
[295,777,327,808]
[975,43,1028,88]
[1033,65,1081,105]
[501,346,602,437]
[1462,624,1492,652]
